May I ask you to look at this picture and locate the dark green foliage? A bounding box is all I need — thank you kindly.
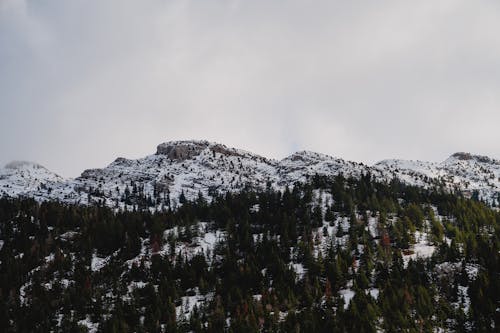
[0,175,498,332]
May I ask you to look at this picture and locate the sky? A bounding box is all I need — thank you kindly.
[1,0,500,177]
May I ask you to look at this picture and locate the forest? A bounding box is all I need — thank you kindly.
[0,174,498,332]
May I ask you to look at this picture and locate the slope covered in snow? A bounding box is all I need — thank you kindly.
[277,150,378,185]
[0,161,63,197]
[441,153,500,200]
[1,141,499,208]
[8,141,374,208]
[374,152,500,205]
[57,141,377,208]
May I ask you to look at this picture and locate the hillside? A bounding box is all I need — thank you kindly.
[0,161,63,197]
[0,175,498,332]
[1,141,498,208]
[0,143,498,332]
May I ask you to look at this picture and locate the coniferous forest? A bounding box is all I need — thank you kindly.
[0,175,498,332]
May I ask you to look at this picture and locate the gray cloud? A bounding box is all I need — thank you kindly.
[1,0,500,177]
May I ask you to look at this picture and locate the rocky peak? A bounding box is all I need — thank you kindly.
[209,144,244,158]
[448,152,497,165]
[4,161,45,170]
[156,140,210,161]
[282,151,332,163]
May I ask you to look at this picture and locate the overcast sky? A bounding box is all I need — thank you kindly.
[1,0,500,177]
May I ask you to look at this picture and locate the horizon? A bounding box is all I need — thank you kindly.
[2,138,498,178]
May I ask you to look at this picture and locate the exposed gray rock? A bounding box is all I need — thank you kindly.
[451,152,497,165]
[156,141,210,161]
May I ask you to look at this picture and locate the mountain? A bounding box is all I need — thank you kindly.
[0,141,376,208]
[0,161,63,197]
[1,141,499,208]
[1,167,498,332]
[1,143,499,332]
[374,152,500,204]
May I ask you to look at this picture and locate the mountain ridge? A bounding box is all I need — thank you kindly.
[1,140,499,208]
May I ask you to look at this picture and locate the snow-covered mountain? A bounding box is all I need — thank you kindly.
[374,152,500,204]
[0,161,63,197]
[57,141,374,208]
[1,141,498,208]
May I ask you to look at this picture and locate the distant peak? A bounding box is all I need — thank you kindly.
[293,150,319,156]
[4,161,44,170]
[287,151,315,161]
[375,158,433,166]
[284,150,337,162]
[1,161,62,180]
[448,152,496,164]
